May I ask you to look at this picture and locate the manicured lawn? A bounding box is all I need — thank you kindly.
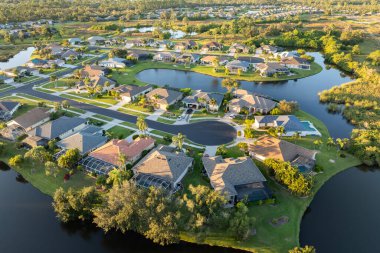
[87,118,105,126]
[40,67,65,75]
[156,117,176,124]
[121,121,137,129]
[123,103,152,113]
[180,110,361,253]
[43,79,76,90]
[0,142,95,196]
[117,107,148,118]
[93,114,113,121]
[60,94,110,108]
[15,75,40,83]
[68,92,119,105]
[106,126,134,139]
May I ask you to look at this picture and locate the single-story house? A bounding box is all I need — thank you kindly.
[256,62,290,77]
[253,115,321,136]
[23,135,48,148]
[132,145,193,193]
[3,66,39,78]
[127,51,151,61]
[125,39,146,48]
[7,107,51,132]
[225,60,250,73]
[77,76,116,93]
[201,41,223,52]
[182,91,224,111]
[249,135,317,172]
[237,56,264,68]
[200,55,219,66]
[146,88,183,110]
[174,40,197,51]
[256,45,282,55]
[26,58,48,68]
[228,43,250,54]
[0,74,14,84]
[88,36,106,46]
[27,116,87,141]
[99,57,128,68]
[276,51,299,59]
[202,156,271,205]
[61,49,80,61]
[228,89,277,115]
[114,84,153,103]
[0,101,20,120]
[44,44,65,56]
[280,56,311,70]
[152,52,177,62]
[68,38,82,46]
[176,53,200,64]
[80,65,107,78]
[56,125,107,155]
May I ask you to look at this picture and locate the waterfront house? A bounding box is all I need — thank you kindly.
[182,90,224,111]
[253,115,321,136]
[175,53,200,64]
[132,145,193,193]
[114,84,153,103]
[280,56,311,70]
[152,52,177,62]
[99,57,129,68]
[249,135,317,172]
[256,62,290,77]
[202,156,270,205]
[225,60,250,73]
[200,55,219,66]
[146,88,183,110]
[228,89,277,115]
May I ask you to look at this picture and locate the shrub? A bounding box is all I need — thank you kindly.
[132,134,139,140]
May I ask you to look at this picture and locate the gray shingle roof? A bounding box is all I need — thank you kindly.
[202,156,266,196]
[28,116,86,140]
[254,115,307,132]
[0,101,19,112]
[12,107,50,130]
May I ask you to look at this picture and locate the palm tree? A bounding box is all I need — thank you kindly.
[326,137,335,150]
[172,132,185,150]
[118,153,127,170]
[276,126,285,137]
[209,98,217,111]
[313,139,323,149]
[136,116,148,135]
[222,78,234,93]
[292,132,301,143]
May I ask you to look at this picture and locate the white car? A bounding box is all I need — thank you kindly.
[229,114,236,119]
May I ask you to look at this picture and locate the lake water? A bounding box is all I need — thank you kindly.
[0,47,35,70]
[123,27,197,39]
[0,164,245,253]
[136,52,354,138]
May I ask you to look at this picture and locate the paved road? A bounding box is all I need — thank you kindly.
[0,56,236,146]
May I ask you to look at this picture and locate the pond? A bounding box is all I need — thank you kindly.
[0,47,35,71]
[136,52,354,138]
[0,165,246,253]
[123,27,197,39]
[300,166,380,252]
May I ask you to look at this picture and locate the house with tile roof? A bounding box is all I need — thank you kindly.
[228,43,250,54]
[253,115,321,136]
[113,84,153,103]
[200,55,219,66]
[182,90,224,111]
[27,116,87,141]
[201,41,223,52]
[56,125,107,155]
[146,88,183,110]
[249,135,317,172]
[256,62,290,77]
[80,65,107,78]
[176,53,200,64]
[280,56,311,70]
[228,89,277,115]
[61,49,80,61]
[132,145,193,192]
[202,156,270,204]
[152,52,177,62]
[89,137,155,166]
[99,57,129,68]
[174,40,197,51]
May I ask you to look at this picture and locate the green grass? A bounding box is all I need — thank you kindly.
[179,110,361,253]
[121,121,137,129]
[68,92,119,105]
[117,107,148,118]
[0,141,95,196]
[93,114,113,121]
[107,126,134,139]
[60,94,110,108]
[156,117,176,124]
[123,103,153,113]
[15,75,40,83]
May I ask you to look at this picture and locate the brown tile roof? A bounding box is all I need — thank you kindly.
[146,88,182,105]
[89,137,155,166]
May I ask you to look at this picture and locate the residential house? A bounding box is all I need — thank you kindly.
[276,51,299,59]
[44,44,65,56]
[61,49,80,61]
[225,60,250,73]
[56,125,107,155]
[7,107,51,133]
[113,84,153,103]
[0,101,20,120]
[27,116,87,141]
[127,51,151,61]
[182,91,224,111]
[23,135,48,148]
[280,56,311,70]
[68,38,82,46]
[80,65,106,78]
[77,75,116,93]
[0,75,14,84]
[99,57,128,68]
[256,45,282,55]
[153,52,177,62]
[201,41,223,52]
[228,89,277,114]
[146,88,183,110]
[88,36,106,46]
[26,58,64,69]
[174,40,197,51]
[81,137,155,175]
[176,53,200,64]
[256,62,290,77]
[228,43,250,54]
[237,56,264,68]
[249,135,317,172]
[253,115,321,136]
[133,145,193,193]
[202,156,270,204]
[200,55,219,66]
[4,66,39,77]
[125,39,146,48]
